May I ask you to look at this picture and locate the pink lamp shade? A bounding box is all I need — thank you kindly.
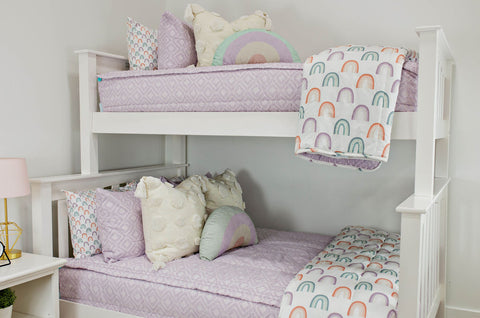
[0,158,30,198]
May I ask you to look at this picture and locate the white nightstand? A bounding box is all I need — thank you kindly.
[0,253,66,318]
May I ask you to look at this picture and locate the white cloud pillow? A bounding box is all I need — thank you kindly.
[184,4,272,66]
[135,176,207,269]
[202,169,245,214]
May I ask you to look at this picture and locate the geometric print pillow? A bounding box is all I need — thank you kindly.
[64,190,102,258]
[127,17,158,70]
[95,189,144,263]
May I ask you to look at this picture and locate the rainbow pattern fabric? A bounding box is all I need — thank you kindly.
[295,46,415,171]
[279,226,400,318]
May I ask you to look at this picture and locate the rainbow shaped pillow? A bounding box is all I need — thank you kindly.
[212,29,301,66]
[199,206,258,261]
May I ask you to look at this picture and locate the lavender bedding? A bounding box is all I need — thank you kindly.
[60,228,333,318]
[97,62,418,113]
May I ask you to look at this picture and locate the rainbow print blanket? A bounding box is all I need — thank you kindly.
[295,45,410,171]
[279,226,400,318]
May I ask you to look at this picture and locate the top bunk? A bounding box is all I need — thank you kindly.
[77,26,454,141]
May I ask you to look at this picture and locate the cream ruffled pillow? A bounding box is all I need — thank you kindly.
[135,176,207,269]
[184,4,272,66]
[202,169,246,214]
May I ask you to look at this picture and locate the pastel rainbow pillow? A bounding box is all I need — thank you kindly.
[212,29,301,66]
[199,206,258,261]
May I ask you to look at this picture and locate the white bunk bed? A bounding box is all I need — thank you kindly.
[30,26,453,318]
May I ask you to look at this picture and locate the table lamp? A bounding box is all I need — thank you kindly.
[0,158,30,259]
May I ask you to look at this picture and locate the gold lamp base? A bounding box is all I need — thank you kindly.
[1,248,21,260]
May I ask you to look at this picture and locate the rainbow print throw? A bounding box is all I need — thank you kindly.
[295,46,414,170]
[279,226,400,318]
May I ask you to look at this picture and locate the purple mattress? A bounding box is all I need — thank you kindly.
[60,228,333,318]
[98,62,418,113]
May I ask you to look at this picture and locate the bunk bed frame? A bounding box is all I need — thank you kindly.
[29,26,454,318]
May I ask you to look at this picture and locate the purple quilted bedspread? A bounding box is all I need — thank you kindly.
[98,62,417,113]
[60,228,333,317]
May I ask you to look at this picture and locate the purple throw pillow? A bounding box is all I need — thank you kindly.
[96,189,144,263]
[157,11,197,69]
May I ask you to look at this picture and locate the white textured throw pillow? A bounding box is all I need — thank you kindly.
[184,4,272,66]
[202,169,246,214]
[135,176,207,269]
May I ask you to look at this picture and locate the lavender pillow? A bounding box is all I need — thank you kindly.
[96,189,144,263]
[157,11,197,69]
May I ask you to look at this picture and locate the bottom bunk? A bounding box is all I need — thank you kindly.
[60,228,332,318]
[30,165,448,318]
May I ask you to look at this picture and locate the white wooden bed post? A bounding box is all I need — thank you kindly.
[397,26,453,318]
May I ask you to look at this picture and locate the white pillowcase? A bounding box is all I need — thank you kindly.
[135,176,207,269]
[202,169,245,214]
[184,4,272,66]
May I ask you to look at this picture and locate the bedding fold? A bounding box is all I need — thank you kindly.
[295,46,416,170]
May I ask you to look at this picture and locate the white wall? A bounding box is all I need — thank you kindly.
[167,0,479,314]
[0,0,166,252]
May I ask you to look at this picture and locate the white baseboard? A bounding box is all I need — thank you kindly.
[446,306,480,318]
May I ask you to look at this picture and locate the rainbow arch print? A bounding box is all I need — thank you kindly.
[337,87,354,103]
[348,137,365,154]
[341,272,359,280]
[302,118,317,134]
[295,136,301,151]
[396,54,405,63]
[327,51,345,61]
[301,77,308,90]
[305,264,313,269]
[356,74,375,89]
[367,123,385,140]
[382,143,391,157]
[306,87,321,104]
[327,265,345,272]
[322,72,340,87]
[381,47,399,53]
[348,262,365,270]
[318,102,335,118]
[341,60,359,73]
[283,291,293,305]
[297,281,316,293]
[352,105,370,121]
[380,269,398,277]
[310,62,325,75]
[387,310,398,318]
[391,80,400,93]
[376,62,394,77]
[328,314,343,318]
[372,91,390,108]
[332,286,352,300]
[307,268,324,275]
[361,51,379,61]
[347,301,367,317]
[310,294,330,310]
[318,275,338,284]
[347,45,365,52]
[369,292,390,306]
[334,119,351,136]
[338,257,352,263]
[375,278,394,289]
[362,271,378,278]
[289,306,307,318]
[354,282,373,291]
[299,106,305,119]
[315,133,332,149]
[386,112,395,125]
